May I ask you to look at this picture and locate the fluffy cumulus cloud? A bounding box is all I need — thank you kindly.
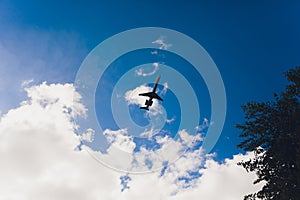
[0,82,264,200]
[103,128,136,153]
[0,82,120,200]
[124,85,152,107]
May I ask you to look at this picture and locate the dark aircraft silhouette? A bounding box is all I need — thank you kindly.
[139,76,163,111]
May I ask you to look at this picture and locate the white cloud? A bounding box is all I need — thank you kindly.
[153,62,159,68]
[24,81,86,118]
[139,128,159,138]
[196,117,213,132]
[120,152,265,200]
[168,153,265,200]
[0,82,264,200]
[151,50,158,55]
[124,84,152,107]
[166,116,175,124]
[178,129,203,148]
[161,82,169,95]
[81,128,95,142]
[135,62,159,77]
[21,79,34,88]
[152,37,172,50]
[0,82,121,200]
[103,128,136,153]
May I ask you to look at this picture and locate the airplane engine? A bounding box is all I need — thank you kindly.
[145,99,153,106]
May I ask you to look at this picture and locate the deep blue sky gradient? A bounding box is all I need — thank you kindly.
[1,0,299,160]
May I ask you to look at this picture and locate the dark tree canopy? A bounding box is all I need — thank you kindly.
[237,67,300,200]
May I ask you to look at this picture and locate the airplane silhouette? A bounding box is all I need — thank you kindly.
[139,76,163,111]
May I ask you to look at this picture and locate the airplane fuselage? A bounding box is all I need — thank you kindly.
[139,76,163,111]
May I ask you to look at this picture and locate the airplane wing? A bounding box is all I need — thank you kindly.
[139,92,153,97]
[139,92,163,101]
[152,93,163,101]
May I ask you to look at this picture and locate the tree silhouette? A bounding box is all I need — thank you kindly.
[237,67,300,199]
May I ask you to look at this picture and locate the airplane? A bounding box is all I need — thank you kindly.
[139,76,163,111]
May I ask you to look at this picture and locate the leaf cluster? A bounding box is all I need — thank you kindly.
[237,67,300,200]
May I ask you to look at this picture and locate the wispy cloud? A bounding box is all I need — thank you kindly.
[151,50,158,55]
[166,116,175,124]
[195,118,213,132]
[21,79,34,88]
[152,36,172,50]
[161,82,169,95]
[135,62,159,77]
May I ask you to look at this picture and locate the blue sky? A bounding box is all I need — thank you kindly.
[0,0,299,198]
[2,0,299,157]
